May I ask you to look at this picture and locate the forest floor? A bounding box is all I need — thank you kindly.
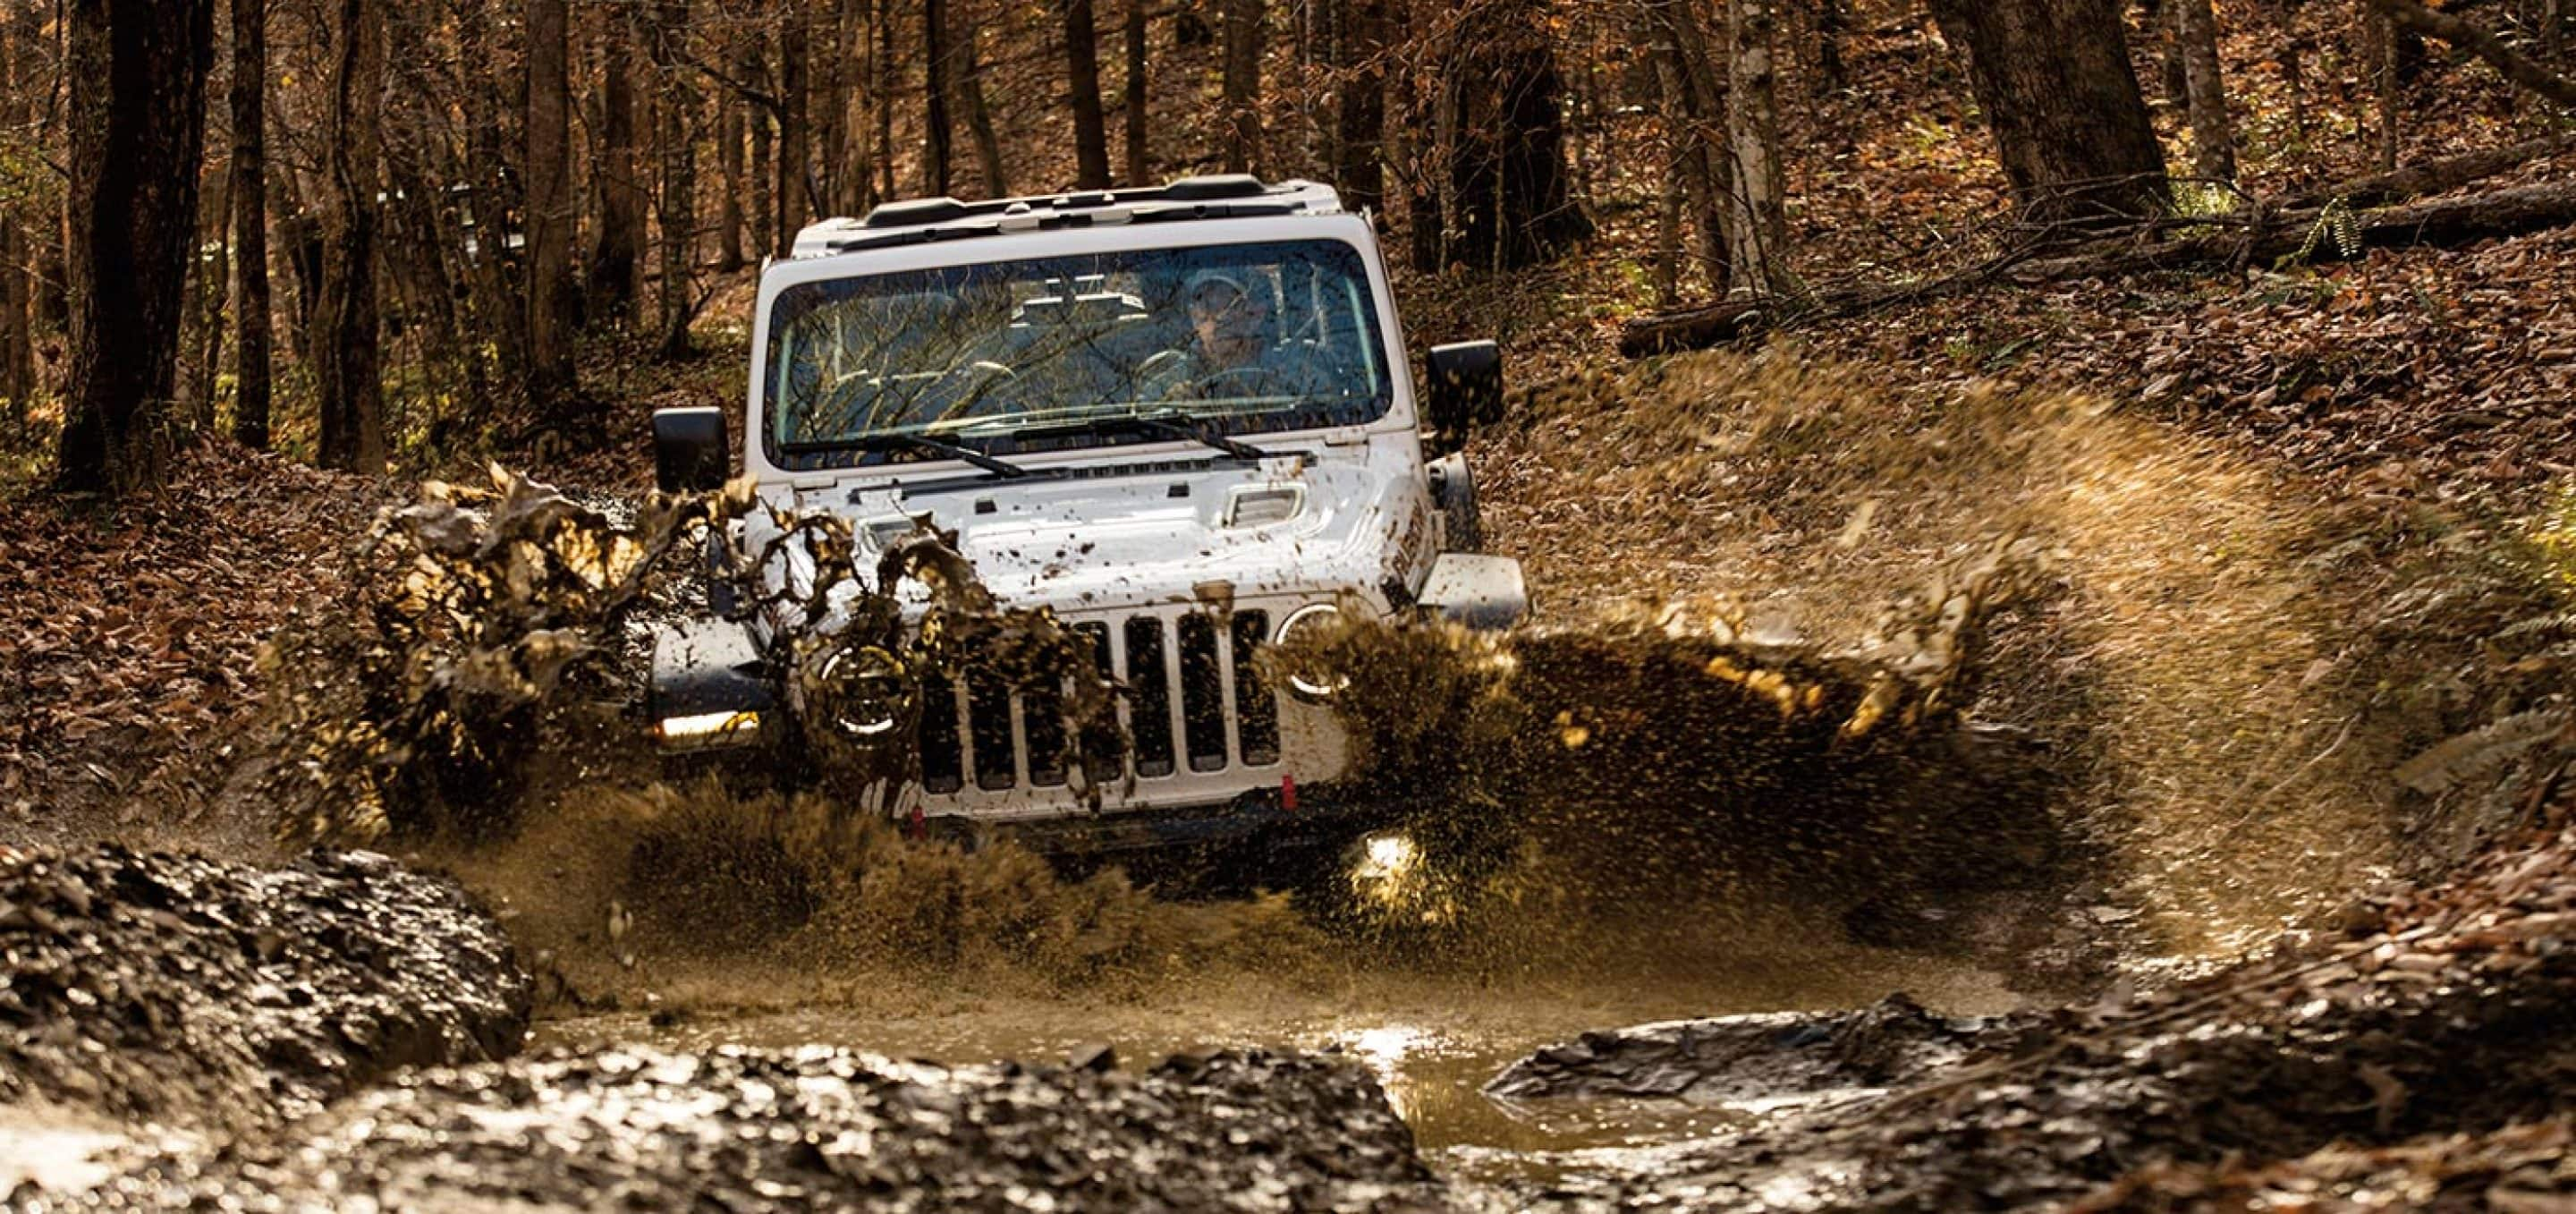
[6,2,2576,1209]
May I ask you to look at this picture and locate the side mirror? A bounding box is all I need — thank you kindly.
[1424,341,1504,443]
[653,406,731,494]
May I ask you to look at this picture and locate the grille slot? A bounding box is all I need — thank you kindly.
[967,667,1015,790]
[1178,615,1227,772]
[1231,610,1278,766]
[1072,623,1121,786]
[911,606,1297,799]
[1124,616,1175,777]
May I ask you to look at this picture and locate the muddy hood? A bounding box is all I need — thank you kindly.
[776,447,1436,619]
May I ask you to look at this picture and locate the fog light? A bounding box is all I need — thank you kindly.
[655,710,761,750]
[1357,833,1420,880]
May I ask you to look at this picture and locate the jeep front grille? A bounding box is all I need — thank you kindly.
[916,608,1279,794]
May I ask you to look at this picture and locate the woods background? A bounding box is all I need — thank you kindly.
[0,0,2570,495]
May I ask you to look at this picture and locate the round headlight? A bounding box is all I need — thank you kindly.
[815,647,904,739]
[1272,603,1350,698]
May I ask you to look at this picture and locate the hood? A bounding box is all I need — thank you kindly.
[755,435,1436,624]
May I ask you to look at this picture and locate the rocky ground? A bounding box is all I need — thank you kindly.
[55,1047,1440,1213]
[0,845,529,1137]
[1502,811,2576,1211]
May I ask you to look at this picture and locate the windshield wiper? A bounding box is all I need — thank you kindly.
[783,432,1030,478]
[994,411,1275,461]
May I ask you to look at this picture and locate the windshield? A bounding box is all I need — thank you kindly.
[762,239,1393,471]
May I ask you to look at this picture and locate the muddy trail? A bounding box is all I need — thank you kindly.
[8,352,2572,1209]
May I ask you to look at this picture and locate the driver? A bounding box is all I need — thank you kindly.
[1140,268,1317,401]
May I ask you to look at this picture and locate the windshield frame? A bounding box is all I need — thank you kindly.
[746,216,1413,481]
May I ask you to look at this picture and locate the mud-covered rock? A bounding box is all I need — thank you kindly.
[1530,821,2576,1211]
[71,1046,1443,1212]
[0,845,530,1133]
[1487,994,2016,1106]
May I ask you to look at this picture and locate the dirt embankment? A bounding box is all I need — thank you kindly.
[64,1047,1441,1212]
[0,845,530,1135]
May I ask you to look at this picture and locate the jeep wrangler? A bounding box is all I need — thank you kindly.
[646,174,1526,868]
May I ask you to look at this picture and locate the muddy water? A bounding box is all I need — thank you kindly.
[531,933,2017,1187]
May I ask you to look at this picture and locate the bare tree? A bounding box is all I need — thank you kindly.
[1123,0,1149,185]
[962,21,1008,196]
[1222,0,1264,174]
[314,0,386,473]
[229,0,272,448]
[717,77,747,270]
[654,0,697,359]
[0,6,38,435]
[590,6,647,325]
[2174,0,2236,183]
[54,0,218,495]
[526,0,580,412]
[1924,0,2170,225]
[775,4,810,251]
[1065,0,1113,189]
[924,0,954,194]
[1333,0,1386,213]
[1725,0,1786,293]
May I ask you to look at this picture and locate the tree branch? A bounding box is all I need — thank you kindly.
[2362,0,2576,108]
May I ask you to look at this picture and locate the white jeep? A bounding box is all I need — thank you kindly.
[646,175,1526,865]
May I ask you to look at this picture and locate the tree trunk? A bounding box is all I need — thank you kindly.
[873,0,895,200]
[185,160,228,434]
[1648,4,1726,296]
[1221,0,1264,174]
[457,0,526,411]
[589,6,645,326]
[1923,0,2170,225]
[855,0,886,212]
[815,0,846,211]
[1725,0,1787,293]
[314,0,385,474]
[1123,0,1149,185]
[923,0,953,195]
[526,0,580,413]
[1065,0,1113,189]
[54,0,216,496]
[1333,0,1385,212]
[0,6,37,433]
[962,24,1007,196]
[1442,5,1589,269]
[717,83,747,270]
[655,0,696,360]
[229,0,272,448]
[775,4,810,245]
[2174,0,2236,183]
[1816,0,1844,89]
[744,34,774,255]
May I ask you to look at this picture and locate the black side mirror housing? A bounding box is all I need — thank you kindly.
[653,406,731,493]
[1423,341,1504,444]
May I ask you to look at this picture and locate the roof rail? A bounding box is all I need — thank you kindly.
[854,175,1304,233]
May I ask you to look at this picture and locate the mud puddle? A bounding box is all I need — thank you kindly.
[531,935,2019,1189]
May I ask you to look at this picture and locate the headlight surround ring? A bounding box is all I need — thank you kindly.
[1272,602,1351,699]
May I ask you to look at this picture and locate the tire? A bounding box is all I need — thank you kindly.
[1429,453,1485,554]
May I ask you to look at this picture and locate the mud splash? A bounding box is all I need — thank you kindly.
[248,465,1121,846]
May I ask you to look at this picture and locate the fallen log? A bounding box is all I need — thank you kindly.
[2284,133,2576,209]
[1619,180,2576,358]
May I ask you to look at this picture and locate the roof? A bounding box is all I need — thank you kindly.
[789,176,1347,259]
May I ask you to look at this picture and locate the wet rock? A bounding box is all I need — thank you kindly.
[69,1046,1444,1212]
[1487,994,2013,1107]
[0,845,530,1135]
[1530,822,2576,1212]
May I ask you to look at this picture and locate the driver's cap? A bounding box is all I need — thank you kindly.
[1184,268,1257,307]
